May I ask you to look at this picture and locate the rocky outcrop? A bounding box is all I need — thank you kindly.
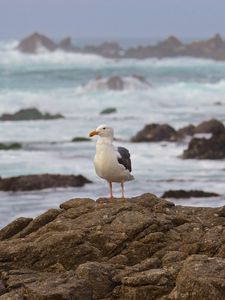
[194,119,225,135]
[0,174,91,191]
[17,32,225,61]
[17,32,78,53]
[1,193,225,299]
[84,75,151,91]
[131,123,177,142]
[162,189,219,199]
[100,107,117,115]
[182,133,225,159]
[0,108,64,121]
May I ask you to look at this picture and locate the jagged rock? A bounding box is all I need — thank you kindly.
[1,193,225,299]
[58,37,78,51]
[162,189,219,199]
[0,108,64,121]
[83,42,122,58]
[17,32,57,53]
[131,123,177,142]
[0,174,91,191]
[182,133,225,159]
[176,124,196,139]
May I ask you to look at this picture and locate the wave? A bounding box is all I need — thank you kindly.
[1,40,225,72]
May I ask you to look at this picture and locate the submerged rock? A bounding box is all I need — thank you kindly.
[0,142,22,150]
[100,107,117,115]
[162,189,220,199]
[182,133,225,159]
[1,193,225,299]
[84,75,151,91]
[131,123,177,142]
[71,137,91,142]
[0,174,91,191]
[0,108,64,121]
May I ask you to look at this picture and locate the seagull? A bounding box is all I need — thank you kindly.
[89,124,134,198]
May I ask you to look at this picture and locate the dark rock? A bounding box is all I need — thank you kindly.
[1,193,225,299]
[58,36,78,52]
[0,108,64,121]
[71,137,91,142]
[0,174,91,191]
[17,32,57,53]
[162,189,220,199]
[83,42,122,58]
[194,119,225,135]
[107,76,124,90]
[100,107,117,115]
[182,133,225,159]
[131,123,177,142]
[0,143,22,150]
[176,124,196,139]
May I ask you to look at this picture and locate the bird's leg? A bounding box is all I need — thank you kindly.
[108,181,113,199]
[121,181,125,198]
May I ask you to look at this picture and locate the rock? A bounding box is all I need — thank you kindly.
[58,36,78,52]
[162,189,220,199]
[0,174,91,191]
[182,133,225,159]
[71,137,91,142]
[0,143,22,150]
[194,119,225,135]
[0,108,64,121]
[17,32,57,53]
[131,123,177,142]
[83,42,122,58]
[1,193,225,299]
[176,124,196,139]
[169,255,225,300]
[100,107,117,115]
[84,75,151,91]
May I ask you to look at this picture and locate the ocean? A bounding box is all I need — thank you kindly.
[0,39,225,227]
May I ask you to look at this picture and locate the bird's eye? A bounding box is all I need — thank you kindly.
[103,127,106,130]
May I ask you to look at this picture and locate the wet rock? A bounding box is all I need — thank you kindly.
[176,124,196,139]
[0,174,91,191]
[0,108,64,121]
[162,189,220,199]
[194,119,225,135]
[100,107,117,115]
[182,133,225,159]
[131,123,177,142]
[83,42,122,58]
[58,37,78,52]
[1,193,225,299]
[0,143,22,150]
[17,32,57,53]
[71,136,91,142]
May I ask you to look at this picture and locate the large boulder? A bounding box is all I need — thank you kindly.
[131,123,177,142]
[182,133,225,159]
[0,174,91,191]
[1,193,225,299]
[194,119,225,135]
[0,108,64,121]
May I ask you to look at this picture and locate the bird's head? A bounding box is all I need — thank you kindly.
[89,124,114,138]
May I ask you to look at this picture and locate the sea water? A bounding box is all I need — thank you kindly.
[0,39,225,227]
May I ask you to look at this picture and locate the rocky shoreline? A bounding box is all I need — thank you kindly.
[16,32,225,61]
[0,193,225,299]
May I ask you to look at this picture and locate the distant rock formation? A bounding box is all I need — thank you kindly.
[162,189,219,199]
[1,193,225,299]
[0,174,91,191]
[0,142,22,150]
[0,108,64,121]
[84,75,151,91]
[17,32,225,61]
[182,133,225,159]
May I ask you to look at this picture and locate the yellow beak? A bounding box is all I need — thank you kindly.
[89,130,99,137]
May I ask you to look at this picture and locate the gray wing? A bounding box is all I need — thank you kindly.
[117,146,132,172]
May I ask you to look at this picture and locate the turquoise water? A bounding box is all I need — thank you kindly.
[0,40,225,227]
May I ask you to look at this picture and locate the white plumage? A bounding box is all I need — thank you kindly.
[89,124,134,198]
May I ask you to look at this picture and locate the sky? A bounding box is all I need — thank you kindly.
[0,0,225,40]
